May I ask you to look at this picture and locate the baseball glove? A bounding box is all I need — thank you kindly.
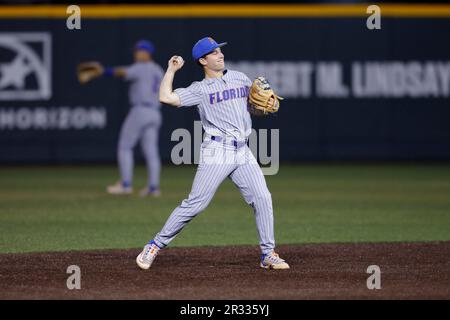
[248,76,283,116]
[77,61,104,84]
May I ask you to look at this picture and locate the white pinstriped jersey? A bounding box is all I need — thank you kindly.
[174,69,253,141]
[125,61,164,108]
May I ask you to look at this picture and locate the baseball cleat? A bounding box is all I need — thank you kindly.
[106,181,133,195]
[260,251,290,270]
[136,240,161,270]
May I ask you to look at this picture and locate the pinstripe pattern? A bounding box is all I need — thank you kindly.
[174,69,252,142]
[119,61,164,188]
[153,69,276,255]
[125,61,164,107]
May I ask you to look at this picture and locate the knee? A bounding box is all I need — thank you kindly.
[256,190,272,201]
[143,144,159,156]
[118,139,133,151]
[180,193,211,212]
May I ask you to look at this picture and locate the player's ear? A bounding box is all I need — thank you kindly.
[198,57,207,67]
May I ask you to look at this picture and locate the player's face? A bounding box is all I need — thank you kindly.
[134,50,152,62]
[204,48,225,71]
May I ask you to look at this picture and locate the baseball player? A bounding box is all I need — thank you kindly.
[78,40,164,197]
[136,37,289,269]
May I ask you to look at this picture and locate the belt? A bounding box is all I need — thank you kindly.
[135,102,157,108]
[211,135,248,148]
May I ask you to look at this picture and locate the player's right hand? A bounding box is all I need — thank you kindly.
[168,55,185,72]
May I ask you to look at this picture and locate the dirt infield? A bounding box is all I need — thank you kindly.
[0,242,449,299]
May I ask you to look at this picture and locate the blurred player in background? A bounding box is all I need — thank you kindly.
[78,40,164,197]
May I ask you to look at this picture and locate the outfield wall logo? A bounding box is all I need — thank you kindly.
[0,32,52,100]
[0,107,107,130]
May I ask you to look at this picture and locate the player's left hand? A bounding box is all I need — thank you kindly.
[77,61,104,84]
[268,97,278,110]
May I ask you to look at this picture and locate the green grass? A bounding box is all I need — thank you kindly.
[0,164,449,253]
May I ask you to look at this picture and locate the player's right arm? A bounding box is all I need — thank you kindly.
[159,56,185,107]
[108,67,128,78]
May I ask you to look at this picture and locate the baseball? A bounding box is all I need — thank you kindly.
[174,56,183,65]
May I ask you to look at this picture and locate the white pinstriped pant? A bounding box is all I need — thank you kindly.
[118,106,161,188]
[153,139,275,254]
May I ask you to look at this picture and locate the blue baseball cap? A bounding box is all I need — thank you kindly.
[134,40,155,54]
[192,37,227,61]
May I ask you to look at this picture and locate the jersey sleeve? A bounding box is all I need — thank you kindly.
[243,73,253,87]
[151,67,164,95]
[124,64,139,81]
[174,82,203,107]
